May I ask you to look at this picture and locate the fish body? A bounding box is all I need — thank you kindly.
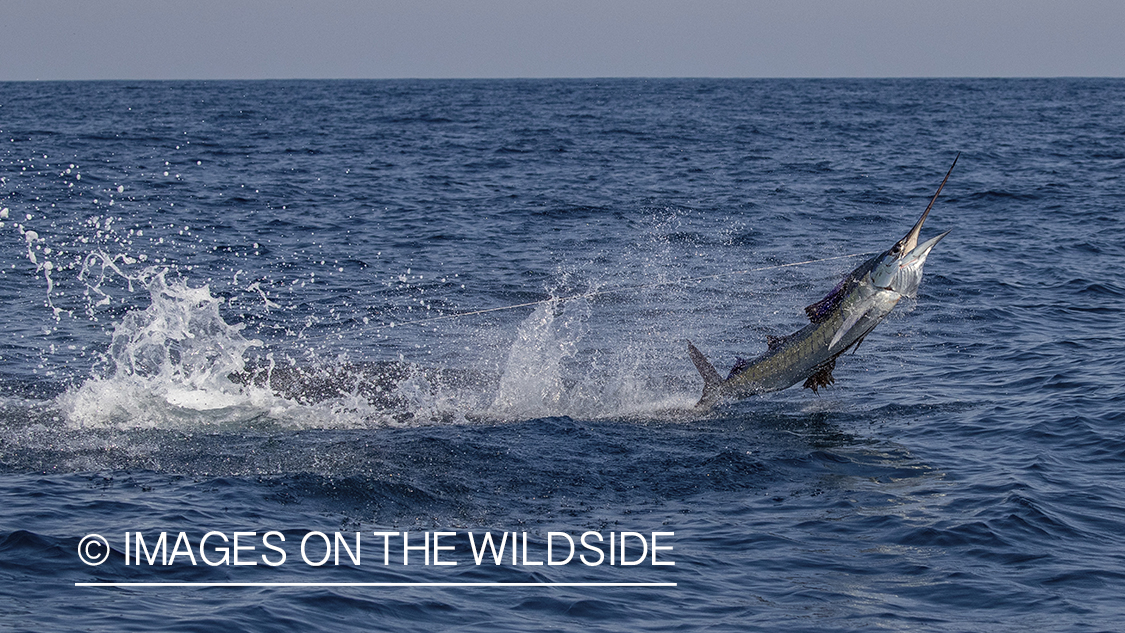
[689,155,958,408]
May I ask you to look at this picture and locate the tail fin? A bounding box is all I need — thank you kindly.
[687,341,723,408]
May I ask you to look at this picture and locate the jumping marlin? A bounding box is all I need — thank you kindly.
[688,154,958,408]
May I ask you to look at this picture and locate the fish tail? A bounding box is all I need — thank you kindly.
[688,341,722,408]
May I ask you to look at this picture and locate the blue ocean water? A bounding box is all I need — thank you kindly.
[1,78,1124,632]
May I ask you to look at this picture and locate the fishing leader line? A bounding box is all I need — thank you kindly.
[379,251,878,330]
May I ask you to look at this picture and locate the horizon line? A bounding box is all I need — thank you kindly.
[3,75,1123,84]
[77,581,678,588]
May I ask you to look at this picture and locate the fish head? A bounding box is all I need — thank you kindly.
[869,227,950,297]
[869,154,958,297]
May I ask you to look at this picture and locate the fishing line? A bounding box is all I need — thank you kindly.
[379,251,877,329]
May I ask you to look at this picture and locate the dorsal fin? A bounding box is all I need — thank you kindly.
[766,334,788,351]
[802,357,837,394]
[728,356,750,379]
[804,278,848,324]
[805,252,885,324]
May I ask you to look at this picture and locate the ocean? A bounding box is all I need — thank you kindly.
[1,78,1123,632]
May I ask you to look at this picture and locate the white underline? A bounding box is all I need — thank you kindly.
[77,582,676,588]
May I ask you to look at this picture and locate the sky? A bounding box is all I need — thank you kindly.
[1,0,1123,80]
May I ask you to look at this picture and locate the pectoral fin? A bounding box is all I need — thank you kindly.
[829,294,880,349]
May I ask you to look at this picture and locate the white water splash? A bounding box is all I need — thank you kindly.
[58,269,284,429]
[489,297,588,419]
[485,290,699,421]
